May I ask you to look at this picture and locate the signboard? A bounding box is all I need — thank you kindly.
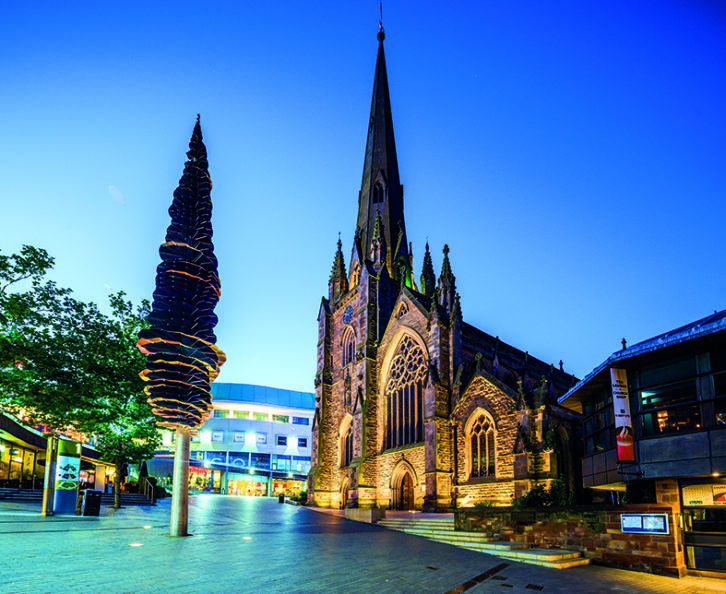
[610,368,635,463]
[683,484,726,506]
[620,513,669,535]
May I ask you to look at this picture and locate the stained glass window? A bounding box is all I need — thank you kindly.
[385,335,426,449]
[469,413,496,478]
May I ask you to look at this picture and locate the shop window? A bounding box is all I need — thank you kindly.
[273,414,289,424]
[292,416,309,426]
[276,435,287,447]
[298,437,308,448]
[253,412,269,422]
[214,410,227,418]
[466,411,496,479]
[385,335,426,449]
[233,410,249,419]
[638,380,701,437]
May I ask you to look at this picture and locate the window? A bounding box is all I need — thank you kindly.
[276,435,287,447]
[714,372,726,426]
[341,424,353,467]
[639,380,700,436]
[253,412,269,422]
[251,452,270,469]
[582,390,613,456]
[211,431,224,442]
[343,329,356,367]
[256,433,267,445]
[272,414,289,424]
[385,335,426,449]
[272,454,292,470]
[373,182,385,204]
[233,432,245,443]
[233,410,249,419]
[467,412,496,479]
[298,437,308,448]
[292,416,309,426]
[214,410,227,418]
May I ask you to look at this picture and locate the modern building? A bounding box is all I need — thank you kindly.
[559,309,726,575]
[310,27,580,512]
[151,383,315,497]
[0,410,113,491]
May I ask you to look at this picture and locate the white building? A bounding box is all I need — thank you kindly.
[151,383,314,497]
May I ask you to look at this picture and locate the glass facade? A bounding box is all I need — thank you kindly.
[0,438,43,489]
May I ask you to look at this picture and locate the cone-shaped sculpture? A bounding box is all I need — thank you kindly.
[137,116,225,536]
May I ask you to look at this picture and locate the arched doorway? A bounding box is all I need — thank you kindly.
[340,478,349,510]
[391,468,415,510]
[400,473,414,510]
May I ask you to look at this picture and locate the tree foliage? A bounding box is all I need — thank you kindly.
[0,245,161,472]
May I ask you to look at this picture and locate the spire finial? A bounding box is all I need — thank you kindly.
[196,113,200,124]
[377,1,385,41]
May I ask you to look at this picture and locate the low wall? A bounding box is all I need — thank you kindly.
[455,504,686,578]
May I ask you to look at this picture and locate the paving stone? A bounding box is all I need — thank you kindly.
[0,496,724,593]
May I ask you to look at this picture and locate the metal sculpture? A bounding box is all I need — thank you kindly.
[137,115,224,535]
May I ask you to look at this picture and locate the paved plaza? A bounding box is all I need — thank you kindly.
[0,495,724,593]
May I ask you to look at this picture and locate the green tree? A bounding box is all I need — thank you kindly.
[0,245,160,506]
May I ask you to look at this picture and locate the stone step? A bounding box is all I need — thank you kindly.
[377,518,590,569]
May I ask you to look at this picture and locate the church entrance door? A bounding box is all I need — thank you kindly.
[400,473,414,510]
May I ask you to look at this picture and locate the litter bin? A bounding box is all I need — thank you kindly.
[278,494,284,503]
[81,489,103,516]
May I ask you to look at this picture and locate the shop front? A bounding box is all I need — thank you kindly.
[0,437,44,489]
[189,465,224,493]
[681,479,726,573]
[271,476,306,497]
[227,472,268,496]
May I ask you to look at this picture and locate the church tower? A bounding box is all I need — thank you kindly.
[309,24,582,513]
[310,25,408,509]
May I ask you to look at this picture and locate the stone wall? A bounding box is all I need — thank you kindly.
[455,504,686,578]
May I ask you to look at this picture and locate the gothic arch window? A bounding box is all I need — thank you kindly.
[342,328,356,367]
[340,416,353,467]
[396,303,409,319]
[466,411,496,479]
[385,335,426,449]
[373,182,385,204]
[350,262,360,287]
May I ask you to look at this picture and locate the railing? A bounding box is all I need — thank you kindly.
[142,477,156,504]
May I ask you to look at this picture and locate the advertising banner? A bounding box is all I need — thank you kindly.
[611,368,635,463]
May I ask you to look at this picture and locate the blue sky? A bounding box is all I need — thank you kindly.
[2,1,724,392]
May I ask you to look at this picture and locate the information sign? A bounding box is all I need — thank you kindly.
[620,513,669,534]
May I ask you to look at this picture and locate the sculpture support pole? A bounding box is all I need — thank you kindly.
[170,429,191,537]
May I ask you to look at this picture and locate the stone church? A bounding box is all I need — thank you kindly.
[309,27,581,512]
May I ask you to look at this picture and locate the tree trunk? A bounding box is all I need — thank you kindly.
[114,462,122,509]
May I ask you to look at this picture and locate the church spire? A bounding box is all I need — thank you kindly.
[329,238,348,302]
[420,242,436,298]
[356,26,408,281]
[437,244,457,316]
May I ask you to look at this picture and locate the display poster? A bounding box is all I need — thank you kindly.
[55,453,80,490]
[620,513,669,535]
[610,368,635,462]
[713,485,726,504]
[682,484,715,506]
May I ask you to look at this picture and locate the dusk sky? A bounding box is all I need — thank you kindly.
[2,1,724,393]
